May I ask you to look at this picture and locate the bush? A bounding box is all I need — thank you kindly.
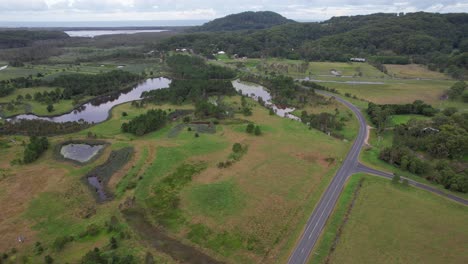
[44,255,54,264]
[195,133,199,138]
[254,126,261,136]
[392,174,401,184]
[122,112,128,117]
[232,143,242,153]
[52,235,74,251]
[246,123,254,133]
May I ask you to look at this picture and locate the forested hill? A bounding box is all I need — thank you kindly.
[190,11,295,32]
[0,30,69,49]
[161,12,468,78]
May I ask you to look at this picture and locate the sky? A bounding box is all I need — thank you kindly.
[0,0,467,22]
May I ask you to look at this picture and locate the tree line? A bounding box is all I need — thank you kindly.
[121,109,168,136]
[367,100,438,133]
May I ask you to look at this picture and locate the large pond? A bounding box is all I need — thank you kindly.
[10,77,171,124]
[231,80,300,121]
[60,143,104,163]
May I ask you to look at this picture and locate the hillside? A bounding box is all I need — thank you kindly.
[190,11,295,32]
[0,30,69,49]
[161,12,468,78]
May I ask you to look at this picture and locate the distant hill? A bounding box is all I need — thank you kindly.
[0,30,69,49]
[161,12,468,78]
[190,11,295,32]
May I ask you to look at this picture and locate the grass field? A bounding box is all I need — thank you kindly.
[315,174,468,264]
[388,114,431,126]
[385,64,450,79]
[0,92,354,263]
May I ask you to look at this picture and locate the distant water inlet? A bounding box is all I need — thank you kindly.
[10,77,171,124]
[60,143,104,163]
[231,79,300,121]
[65,29,168,37]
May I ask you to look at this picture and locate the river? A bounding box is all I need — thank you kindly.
[9,77,171,124]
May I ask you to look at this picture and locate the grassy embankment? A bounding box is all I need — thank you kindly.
[311,174,468,264]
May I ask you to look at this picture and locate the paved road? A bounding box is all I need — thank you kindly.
[287,89,468,264]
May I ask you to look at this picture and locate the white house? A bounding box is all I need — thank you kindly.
[350,57,366,62]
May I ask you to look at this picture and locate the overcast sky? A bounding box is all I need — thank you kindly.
[0,0,467,22]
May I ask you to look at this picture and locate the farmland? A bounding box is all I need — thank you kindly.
[313,174,468,264]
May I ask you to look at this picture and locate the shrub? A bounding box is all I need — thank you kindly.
[246,123,255,133]
[52,235,74,251]
[122,112,128,117]
[232,143,242,153]
[254,126,261,136]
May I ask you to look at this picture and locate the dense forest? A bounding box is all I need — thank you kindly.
[143,55,237,105]
[0,30,69,49]
[52,70,142,99]
[121,109,168,136]
[376,106,468,192]
[190,11,295,32]
[159,12,468,78]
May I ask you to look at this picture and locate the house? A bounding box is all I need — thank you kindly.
[217,51,226,55]
[350,57,366,62]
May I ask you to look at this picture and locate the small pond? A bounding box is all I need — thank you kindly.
[60,143,104,163]
[232,79,300,121]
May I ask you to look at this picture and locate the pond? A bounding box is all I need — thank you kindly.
[60,143,104,163]
[10,77,171,124]
[231,79,300,121]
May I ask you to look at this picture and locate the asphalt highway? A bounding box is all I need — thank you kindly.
[287,89,468,264]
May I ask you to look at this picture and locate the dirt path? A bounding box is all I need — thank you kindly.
[364,125,372,146]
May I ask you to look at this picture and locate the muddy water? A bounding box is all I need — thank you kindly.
[232,79,300,121]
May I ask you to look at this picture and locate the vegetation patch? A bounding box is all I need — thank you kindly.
[85,147,134,202]
[187,180,244,219]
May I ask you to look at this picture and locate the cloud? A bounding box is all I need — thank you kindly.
[0,0,467,21]
[0,0,48,11]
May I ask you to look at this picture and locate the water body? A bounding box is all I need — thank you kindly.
[60,143,104,163]
[65,29,168,37]
[0,20,207,28]
[232,80,300,121]
[10,77,171,124]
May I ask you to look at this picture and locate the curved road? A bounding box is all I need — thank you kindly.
[287,89,468,264]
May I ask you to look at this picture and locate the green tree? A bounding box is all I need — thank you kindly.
[110,237,118,249]
[47,104,54,113]
[44,255,54,264]
[254,125,261,136]
[246,123,255,133]
[232,143,242,153]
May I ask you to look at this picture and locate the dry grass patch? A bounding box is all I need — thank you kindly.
[385,64,450,79]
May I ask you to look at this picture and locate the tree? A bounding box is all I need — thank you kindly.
[110,237,118,249]
[392,174,401,184]
[246,123,255,133]
[44,255,54,264]
[47,104,54,113]
[254,125,262,135]
[232,143,242,153]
